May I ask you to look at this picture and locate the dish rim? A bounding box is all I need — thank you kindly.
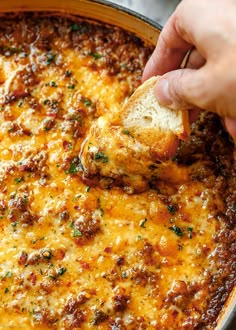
[0,1,234,329]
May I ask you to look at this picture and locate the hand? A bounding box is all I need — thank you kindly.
[142,0,236,139]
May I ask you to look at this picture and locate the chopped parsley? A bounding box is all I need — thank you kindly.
[65,158,82,174]
[11,221,18,228]
[67,162,78,174]
[63,141,73,151]
[169,225,184,237]
[122,129,131,135]
[83,98,92,107]
[29,309,35,315]
[69,221,83,237]
[42,249,53,260]
[67,142,73,150]
[139,218,148,228]
[187,227,193,239]
[32,237,45,244]
[72,194,82,202]
[57,267,67,276]
[86,186,91,192]
[88,52,102,60]
[48,274,57,280]
[46,52,57,65]
[167,204,176,214]
[18,99,24,107]
[2,271,12,279]
[70,23,80,31]
[43,99,49,105]
[67,84,76,89]
[121,271,128,279]
[23,195,28,204]
[97,198,104,216]
[3,46,22,54]
[73,227,83,237]
[14,177,24,184]
[50,81,57,87]
[43,119,54,131]
[65,70,72,77]
[94,152,108,163]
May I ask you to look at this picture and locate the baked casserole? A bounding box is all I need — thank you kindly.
[0,13,234,329]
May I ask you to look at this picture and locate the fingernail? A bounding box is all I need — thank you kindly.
[155,79,172,106]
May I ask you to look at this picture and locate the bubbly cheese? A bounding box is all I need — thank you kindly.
[0,13,234,330]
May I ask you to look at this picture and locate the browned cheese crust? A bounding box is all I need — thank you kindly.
[0,13,234,330]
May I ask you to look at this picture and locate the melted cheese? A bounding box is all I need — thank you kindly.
[0,14,234,330]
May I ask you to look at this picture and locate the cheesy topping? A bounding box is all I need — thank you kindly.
[0,14,235,330]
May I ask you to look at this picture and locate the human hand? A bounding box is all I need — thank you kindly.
[142,0,236,139]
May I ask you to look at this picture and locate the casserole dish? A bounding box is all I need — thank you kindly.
[0,0,234,329]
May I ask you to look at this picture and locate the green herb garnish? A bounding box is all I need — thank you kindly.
[50,81,57,87]
[46,53,57,65]
[67,84,76,89]
[70,23,80,31]
[88,52,102,60]
[66,162,79,174]
[187,227,193,239]
[83,98,92,107]
[167,204,176,214]
[18,99,24,107]
[65,70,72,77]
[57,267,67,276]
[169,225,184,237]
[14,177,24,184]
[43,99,49,105]
[4,46,22,54]
[42,249,53,260]
[2,271,12,279]
[48,274,56,280]
[73,228,83,237]
[139,218,148,228]
[122,129,131,135]
[86,186,91,192]
[121,271,128,279]
[94,152,108,163]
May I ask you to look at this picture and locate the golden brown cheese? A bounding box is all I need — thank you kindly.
[0,13,234,330]
[79,115,189,193]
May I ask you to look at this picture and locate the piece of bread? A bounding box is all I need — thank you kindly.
[119,76,190,160]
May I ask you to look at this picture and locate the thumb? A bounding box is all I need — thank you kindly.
[225,117,236,142]
[154,68,208,111]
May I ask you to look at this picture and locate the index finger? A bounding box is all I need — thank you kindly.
[142,13,192,81]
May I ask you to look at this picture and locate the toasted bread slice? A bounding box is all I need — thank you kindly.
[120,76,190,160]
[80,75,190,192]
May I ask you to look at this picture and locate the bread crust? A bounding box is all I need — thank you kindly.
[119,76,190,160]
